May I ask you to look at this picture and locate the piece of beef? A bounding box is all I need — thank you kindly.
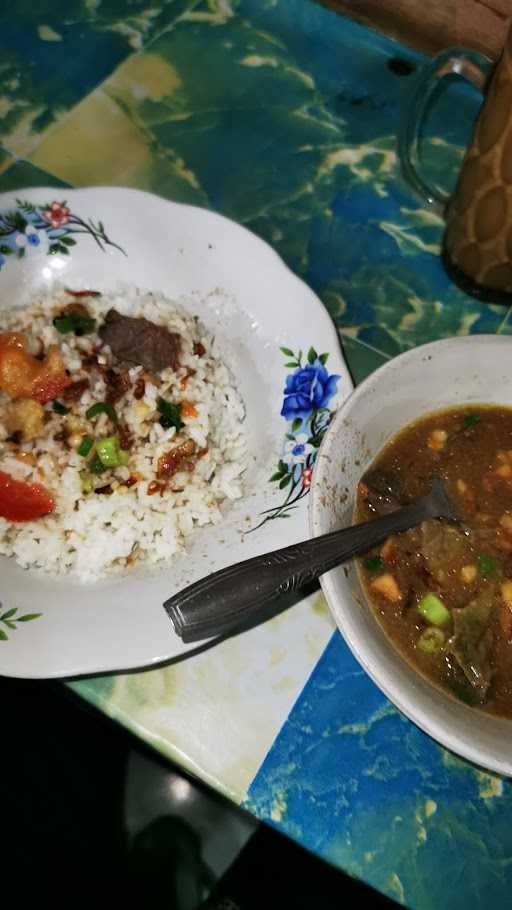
[81,353,100,372]
[99,309,181,373]
[104,368,131,405]
[448,587,497,702]
[359,468,404,515]
[61,302,90,318]
[133,376,145,399]
[157,439,196,478]
[383,526,431,608]
[420,521,473,576]
[62,378,90,401]
[118,424,133,451]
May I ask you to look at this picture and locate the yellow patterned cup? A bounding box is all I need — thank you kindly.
[399,34,512,302]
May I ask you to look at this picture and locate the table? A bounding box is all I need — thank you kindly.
[2,2,512,907]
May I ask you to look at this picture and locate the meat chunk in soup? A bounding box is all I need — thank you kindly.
[449,587,496,702]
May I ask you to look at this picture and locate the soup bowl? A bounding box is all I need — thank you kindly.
[310,334,512,776]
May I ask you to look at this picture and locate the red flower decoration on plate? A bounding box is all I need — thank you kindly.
[42,201,70,229]
[302,467,313,488]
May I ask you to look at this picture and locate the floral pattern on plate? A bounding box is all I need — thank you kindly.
[0,199,124,268]
[252,346,340,530]
[0,605,42,641]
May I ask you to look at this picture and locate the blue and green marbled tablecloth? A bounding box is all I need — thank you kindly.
[2,2,512,907]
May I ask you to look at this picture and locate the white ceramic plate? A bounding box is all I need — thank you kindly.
[310,335,512,776]
[0,187,351,678]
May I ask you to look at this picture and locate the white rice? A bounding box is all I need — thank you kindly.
[0,286,247,582]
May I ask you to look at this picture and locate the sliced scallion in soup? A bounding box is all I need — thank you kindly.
[355,405,512,718]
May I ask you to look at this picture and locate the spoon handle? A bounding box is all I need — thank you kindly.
[164,489,444,643]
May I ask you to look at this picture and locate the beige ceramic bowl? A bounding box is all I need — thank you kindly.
[310,335,512,776]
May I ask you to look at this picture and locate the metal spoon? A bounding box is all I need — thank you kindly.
[164,478,458,643]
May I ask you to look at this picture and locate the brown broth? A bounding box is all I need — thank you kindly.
[355,404,512,718]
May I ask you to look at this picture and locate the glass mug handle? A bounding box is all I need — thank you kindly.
[398,48,494,211]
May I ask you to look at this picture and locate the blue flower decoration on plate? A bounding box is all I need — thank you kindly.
[251,346,340,531]
[281,361,339,420]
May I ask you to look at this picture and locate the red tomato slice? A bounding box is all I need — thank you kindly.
[0,471,55,521]
[31,372,70,404]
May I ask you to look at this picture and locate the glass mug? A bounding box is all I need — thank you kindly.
[399,28,512,303]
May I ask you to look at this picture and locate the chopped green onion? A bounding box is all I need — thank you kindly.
[53,316,73,333]
[77,435,94,457]
[463,413,480,428]
[157,397,184,431]
[89,452,106,475]
[52,400,69,415]
[96,435,121,467]
[418,627,445,654]
[53,314,96,336]
[478,554,497,577]
[418,593,450,626]
[87,433,129,471]
[363,555,385,572]
[95,435,130,469]
[86,401,118,424]
[80,472,93,494]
